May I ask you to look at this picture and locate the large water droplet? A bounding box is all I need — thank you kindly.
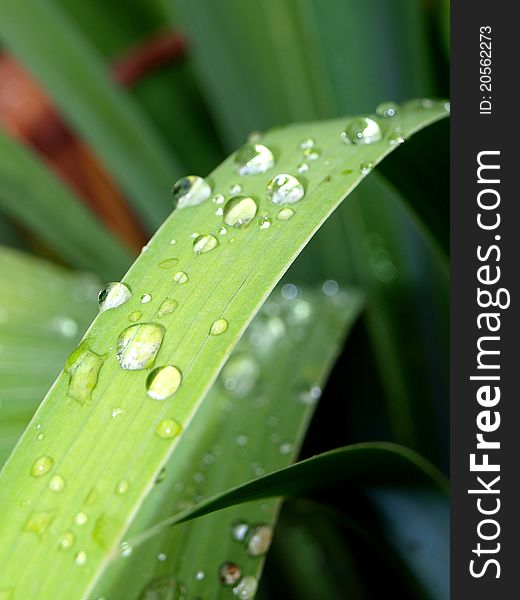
[23,510,54,535]
[31,455,53,477]
[158,298,178,317]
[209,318,228,336]
[64,340,106,405]
[233,576,258,599]
[267,174,305,205]
[116,323,165,370]
[173,272,189,284]
[98,282,132,312]
[146,366,182,400]
[376,101,399,118]
[234,143,275,175]
[245,524,273,556]
[341,117,382,145]
[48,474,66,493]
[223,196,257,228]
[219,562,242,586]
[155,419,182,439]
[171,176,211,209]
[193,234,218,254]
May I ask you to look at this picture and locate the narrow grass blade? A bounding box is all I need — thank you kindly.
[0,131,133,280]
[0,105,447,599]
[0,0,184,229]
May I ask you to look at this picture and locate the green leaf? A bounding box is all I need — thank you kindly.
[92,285,362,598]
[0,0,184,229]
[0,131,133,280]
[0,247,98,463]
[0,105,447,598]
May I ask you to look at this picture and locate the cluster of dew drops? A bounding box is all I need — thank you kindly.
[22,98,447,594]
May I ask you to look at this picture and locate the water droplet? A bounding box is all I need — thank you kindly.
[229,183,242,195]
[116,479,129,495]
[193,233,218,254]
[116,323,165,370]
[258,215,272,230]
[171,176,211,209]
[49,474,66,493]
[92,514,121,549]
[209,318,228,336]
[299,138,315,150]
[245,524,273,556]
[223,196,258,228]
[297,163,309,173]
[141,293,152,304]
[388,129,404,145]
[376,101,399,118]
[159,258,179,270]
[141,245,149,254]
[235,434,248,447]
[234,143,275,175]
[173,271,189,284]
[129,311,142,322]
[219,226,228,235]
[75,512,88,526]
[267,174,304,205]
[215,207,224,216]
[58,530,75,550]
[233,575,258,599]
[112,407,125,418]
[221,355,260,397]
[36,433,44,441]
[98,282,132,312]
[322,279,339,296]
[31,455,53,477]
[157,298,178,318]
[195,571,205,581]
[212,194,225,205]
[360,160,374,175]
[341,117,382,145]
[155,419,182,439]
[230,521,249,542]
[443,101,451,113]
[23,510,54,535]
[219,562,242,586]
[146,366,182,400]
[170,238,177,245]
[75,550,87,566]
[139,577,181,600]
[157,552,167,562]
[279,442,293,455]
[303,148,320,161]
[120,541,133,557]
[281,283,298,300]
[65,340,106,405]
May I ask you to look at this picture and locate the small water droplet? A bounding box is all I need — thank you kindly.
[171,176,211,209]
[233,575,258,599]
[157,552,167,562]
[170,238,177,245]
[235,434,248,447]
[173,271,189,284]
[234,143,275,175]
[212,194,225,205]
[146,366,182,400]
[129,311,142,322]
[36,433,44,441]
[193,234,219,254]
[116,323,165,370]
[303,148,320,161]
[23,510,54,535]
[223,196,258,228]
[299,138,315,150]
[267,174,305,205]
[75,550,87,565]
[65,340,106,405]
[376,101,399,118]
[279,442,293,455]
[229,183,242,195]
[276,207,294,221]
[245,524,273,557]
[360,160,374,175]
[322,280,339,296]
[219,562,242,586]
[116,479,129,495]
[230,521,249,542]
[195,571,205,581]
[258,215,272,230]
[111,407,125,418]
[31,455,53,477]
[388,129,405,145]
[341,117,382,145]
[297,163,309,173]
[75,512,88,526]
[219,226,228,235]
[215,207,224,216]
[120,541,133,557]
[158,298,178,317]
[443,100,450,113]
[140,245,149,254]
[209,318,228,336]
[141,293,152,304]
[49,474,66,493]
[159,258,179,270]
[98,282,132,312]
[58,530,75,550]
[155,418,182,439]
